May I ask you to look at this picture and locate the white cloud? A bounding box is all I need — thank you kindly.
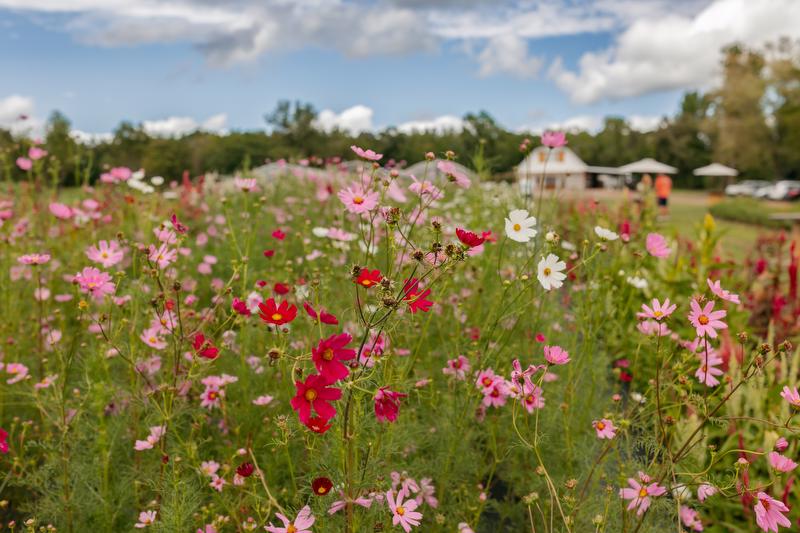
[628,114,663,132]
[517,113,662,134]
[142,113,228,137]
[314,105,374,135]
[396,115,465,134]
[0,94,44,136]
[477,35,542,78]
[70,129,113,144]
[550,0,800,103]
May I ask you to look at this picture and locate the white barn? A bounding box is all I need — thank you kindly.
[516,146,589,191]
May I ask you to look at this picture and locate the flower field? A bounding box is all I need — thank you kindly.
[1,138,799,533]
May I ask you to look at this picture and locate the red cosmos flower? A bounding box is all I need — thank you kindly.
[258,298,297,326]
[256,280,268,288]
[272,229,286,240]
[192,333,220,360]
[355,268,382,288]
[0,428,8,454]
[312,333,356,382]
[290,374,342,424]
[305,416,332,434]
[374,387,407,423]
[263,249,275,258]
[303,301,339,325]
[232,297,251,316]
[274,282,290,295]
[170,213,188,234]
[312,477,334,496]
[456,228,485,248]
[481,230,497,243]
[236,461,255,478]
[402,278,433,313]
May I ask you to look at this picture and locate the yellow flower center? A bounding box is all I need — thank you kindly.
[354,196,364,204]
[396,506,405,516]
[322,348,335,361]
[361,279,373,286]
[653,310,662,318]
[304,389,318,401]
[287,525,297,533]
[638,488,648,498]
[317,486,326,494]
[698,315,709,325]
[482,377,493,387]
[149,337,157,344]
[596,421,605,430]
[271,313,283,321]
[101,252,108,258]
[513,223,521,231]
[543,268,551,276]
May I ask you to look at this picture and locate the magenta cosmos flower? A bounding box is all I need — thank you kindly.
[593,418,617,439]
[374,387,407,423]
[645,233,671,258]
[338,185,379,214]
[350,145,382,161]
[74,266,116,300]
[638,297,677,321]
[311,333,356,382]
[687,299,727,338]
[386,489,423,532]
[290,374,341,424]
[541,130,567,148]
[543,345,570,365]
[265,505,315,533]
[754,491,791,532]
[619,472,666,515]
[707,278,741,304]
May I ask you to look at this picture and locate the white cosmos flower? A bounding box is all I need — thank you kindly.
[505,209,537,243]
[537,253,567,291]
[312,227,329,238]
[594,226,619,241]
[627,276,648,289]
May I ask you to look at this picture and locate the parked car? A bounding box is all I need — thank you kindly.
[724,180,770,197]
[765,180,800,201]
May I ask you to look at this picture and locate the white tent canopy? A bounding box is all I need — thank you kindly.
[693,163,738,177]
[619,158,677,174]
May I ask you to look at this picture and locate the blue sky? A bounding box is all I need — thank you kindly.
[0,0,797,139]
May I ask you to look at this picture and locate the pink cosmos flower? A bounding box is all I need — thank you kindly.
[482,379,510,408]
[520,381,544,413]
[140,327,167,350]
[265,505,315,533]
[386,489,423,532]
[328,492,373,515]
[543,345,570,365]
[74,266,116,300]
[443,355,470,380]
[338,185,379,214]
[688,299,727,339]
[541,131,567,148]
[707,278,741,304]
[593,418,617,439]
[134,510,157,528]
[416,478,438,508]
[638,298,677,321]
[351,145,382,161]
[49,202,73,219]
[209,474,226,492]
[200,385,224,410]
[5,363,29,384]
[437,160,471,188]
[28,146,47,160]
[767,451,798,473]
[18,253,50,265]
[775,438,789,452]
[409,176,443,199]
[697,483,717,502]
[754,491,791,532]
[16,157,32,171]
[148,243,177,269]
[680,506,703,531]
[374,387,408,423]
[234,176,258,192]
[695,352,724,387]
[645,233,671,258]
[781,386,800,408]
[619,472,666,515]
[86,240,124,268]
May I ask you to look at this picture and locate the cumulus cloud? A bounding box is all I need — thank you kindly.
[314,105,374,135]
[142,113,228,137]
[549,0,800,103]
[518,113,662,134]
[0,94,43,136]
[477,35,542,79]
[395,115,465,134]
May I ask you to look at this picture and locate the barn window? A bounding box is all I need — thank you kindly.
[538,152,546,162]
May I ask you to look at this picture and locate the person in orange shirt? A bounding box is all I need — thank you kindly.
[654,173,672,216]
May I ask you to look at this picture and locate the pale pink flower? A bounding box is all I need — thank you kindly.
[442,355,470,380]
[593,418,617,439]
[49,202,73,219]
[234,176,258,192]
[387,489,423,532]
[437,160,470,188]
[695,352,724,387]
[781,386,800,408]
[200,460,220,476]
[520,381,544,413]
[645,233,671,257]
[543,345,570,365]
[16,157,32,171]
[18,253,50,265]
[28,146,47,160]
[707,278,741,304]
[86,240,124,268]
[351,145,382,161]
[148,243,177,269]
[638,298,677,321]
[697,483,716,502]
[768,451,798,473]
[328,492,373,515]
[680,506,703,531]
[135,510,157,528]
[754,491,791,532]
[688,299,727,339]
[252,395,274,406]
[775,438,789,452]
[140,327,167,350]
[541,131,567,148]
[408,176,443,199]
[619,472,666,515]
[338,185,379,214]
[416,478,438,508]
[209,474,226,492]
[5,363,29,384]
[265,505,315,533]
[74,266,116,300]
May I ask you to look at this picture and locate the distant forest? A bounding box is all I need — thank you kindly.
[2,40,799,189]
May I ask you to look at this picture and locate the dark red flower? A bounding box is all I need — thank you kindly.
[274,282,290,295]
[481,230,497,243]
[303,301,339,325]
[192,333,219,360]
[374,387,407,423]
[312,476,333,496]
[0,428,9,454]
[355,268,382,288]
[402,278,433,313]
[236,461,255,478]
[256,280,268,288]
[305,416,332,434]
[263,249,275,258]
[165,299,175,311]
[258,298,297,326]
[290,374,342,424]
[456,228,485,248]
[232,297,251,316]
[312,333,356,382]
[272,229,286,241]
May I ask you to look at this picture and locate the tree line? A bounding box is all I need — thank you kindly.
[2,39,799,189]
